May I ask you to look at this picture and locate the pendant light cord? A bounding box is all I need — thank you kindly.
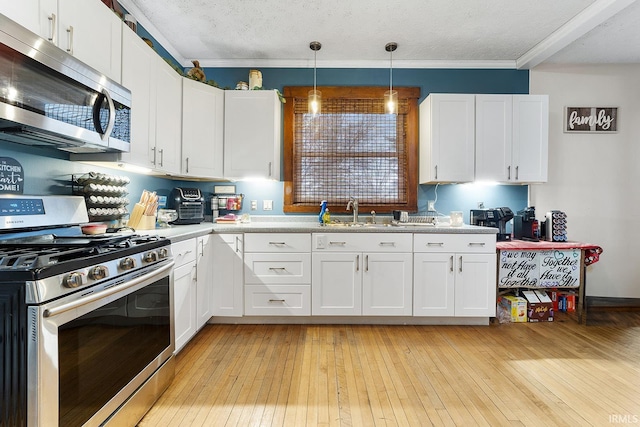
[314,50,317,92]
[389,49,393,93]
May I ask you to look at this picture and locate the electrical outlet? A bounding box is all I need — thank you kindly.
[250,200,257,210]
[427,200,436,212]
[478,201,485,209]
[263,200,273,211]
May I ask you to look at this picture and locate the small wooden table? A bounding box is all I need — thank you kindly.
[496,240,603,323]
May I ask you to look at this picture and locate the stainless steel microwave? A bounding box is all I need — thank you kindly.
[0,13,131,153]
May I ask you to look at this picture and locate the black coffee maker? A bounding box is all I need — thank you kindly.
[514,206,539,241]
[470,207,514,241]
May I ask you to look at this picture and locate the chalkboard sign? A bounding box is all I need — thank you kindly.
[499,249,580,288]
[0,157,24,194]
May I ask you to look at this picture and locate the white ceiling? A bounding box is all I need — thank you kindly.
[119,0,640,69]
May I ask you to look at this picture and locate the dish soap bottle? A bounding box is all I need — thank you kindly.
[322,208,330,225]
[318,200,327,224]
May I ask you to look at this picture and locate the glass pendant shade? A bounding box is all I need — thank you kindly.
[308,89,322,115]
[384,90,398,115]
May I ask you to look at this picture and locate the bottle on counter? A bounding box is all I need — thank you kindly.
[322,208,331,225]
[318,200,328,224]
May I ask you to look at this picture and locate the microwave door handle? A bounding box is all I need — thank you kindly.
[92,89,116,141]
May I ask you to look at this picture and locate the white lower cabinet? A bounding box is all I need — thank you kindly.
[211,234,244,317]
[172,239,197,353]
[413,234,496,317]
[196,234,214,329]
[244,233,311,316]
[312,233,413,316]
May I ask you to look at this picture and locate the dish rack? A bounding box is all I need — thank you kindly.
[396,215,438,225]
[72,172,130,222]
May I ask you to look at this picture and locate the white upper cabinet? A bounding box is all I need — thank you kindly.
[1,0,123,82]
[476,94,549,183]
[152,56,182,175]
[224,90,282,180]
[419,94,475,183]
[182,79,224,178]
[120,26,155,168]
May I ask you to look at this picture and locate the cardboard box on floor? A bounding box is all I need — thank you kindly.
[522,290,554,322]
[498,295,528,323]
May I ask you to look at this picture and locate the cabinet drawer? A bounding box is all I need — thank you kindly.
[244,285,310,316]
[413,233,495,253]
[244,233,311,252]
[172,238,197,267]
[244,253,311,284]
[313,233,412,252]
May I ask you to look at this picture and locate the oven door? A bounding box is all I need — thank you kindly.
[27,260,175,427]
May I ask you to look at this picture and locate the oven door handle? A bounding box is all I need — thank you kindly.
[43,261,175,318]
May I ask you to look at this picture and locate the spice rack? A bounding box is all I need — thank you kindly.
[72,172,130,222]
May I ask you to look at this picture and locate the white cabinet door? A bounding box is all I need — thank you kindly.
[120,26,155,168]
[211,234,244,317]
[419,94,475,183]
[224,90,281,179]
[475,94,549,183]
[363,253,413,316]
[153,57,182,174]
[512,95,549,183]
[413,253,455,316]
[173,261,197,353]
[312,252,361,315]
[57,0,122,82]
[182,79,224,178]
[196,234,213,329]
[0,0,54,35]
[475,95,512,182]
[455,253,497,317]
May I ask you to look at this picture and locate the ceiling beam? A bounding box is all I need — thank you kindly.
[517,0,639,69]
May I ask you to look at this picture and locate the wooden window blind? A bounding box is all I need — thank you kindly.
[283,86,420,214]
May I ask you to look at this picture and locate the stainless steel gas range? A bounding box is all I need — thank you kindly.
[0,195,175,426]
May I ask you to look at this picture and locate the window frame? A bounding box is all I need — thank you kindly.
[283,86,420,214]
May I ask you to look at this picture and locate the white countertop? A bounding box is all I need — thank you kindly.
[137,217,497,243]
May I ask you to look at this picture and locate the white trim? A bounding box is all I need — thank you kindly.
[194,58,518,69]
[517,0,638,69]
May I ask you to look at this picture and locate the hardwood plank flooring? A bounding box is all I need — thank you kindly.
[139,315,640,426]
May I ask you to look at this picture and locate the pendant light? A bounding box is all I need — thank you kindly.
[308,41,322,115]
[384,42,398,115]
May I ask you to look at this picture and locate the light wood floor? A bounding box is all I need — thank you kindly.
[139,316,640,426]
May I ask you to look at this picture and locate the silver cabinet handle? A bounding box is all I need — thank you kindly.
[356,254,359,272]
[378,242,396,246]
[199,239,204,257]
[151,147,157,165]
[186,157,190,173]
[365,255,369,272]
[427,242,444,247]
[66,25,73,54]
[268,161,272,178]
[508,165,511,180]
[449,255,454,272]
[459,256,463,273]
[269,299,285,303]
[329,241,346,246]
[515,165,519,180]
[435,165,438,180]
[468,242,486,247]
[159,149,164,167]
[235,236,240,253]
[47,13,56,42]
[268,267,287,271]
[268,242,286,246]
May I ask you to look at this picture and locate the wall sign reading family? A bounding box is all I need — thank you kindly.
[0,157,24,194]
[498,249,580,288]
[565,107,618,133]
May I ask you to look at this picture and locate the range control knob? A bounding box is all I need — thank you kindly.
[119,257,136,270]
[143,251,158,263]
[158,247,169,259]
[63,272,84,288]
[89,265,109,280]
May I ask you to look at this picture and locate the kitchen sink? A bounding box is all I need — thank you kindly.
[323,222,402,228]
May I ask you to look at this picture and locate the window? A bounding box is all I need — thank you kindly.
[283,86,420,214]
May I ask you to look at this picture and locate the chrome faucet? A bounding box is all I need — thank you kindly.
[346,196,359,223]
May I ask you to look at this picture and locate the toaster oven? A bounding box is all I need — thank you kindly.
[169,188,205,224]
